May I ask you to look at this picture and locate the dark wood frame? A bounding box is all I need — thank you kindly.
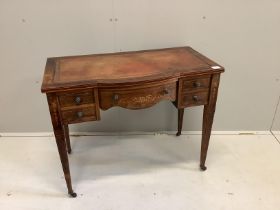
[41,47,224,197]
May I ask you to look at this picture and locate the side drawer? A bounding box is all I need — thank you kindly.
[60,105,97,124]
[180,91,209,107]
[58,90,95,108]
[182,76,210,92]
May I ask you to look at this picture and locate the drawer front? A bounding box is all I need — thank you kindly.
[61,105,97,124]
[58,90,95,108]
[180,91,209,107]
[182,76,210,91]
[99,82,176,110]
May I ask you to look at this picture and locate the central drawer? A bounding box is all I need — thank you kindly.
[99,82,176,110]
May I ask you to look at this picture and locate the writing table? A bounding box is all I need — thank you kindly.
[41,46,224,197]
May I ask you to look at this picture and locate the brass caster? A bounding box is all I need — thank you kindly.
[68,192,77,198]
[200,165,207,171]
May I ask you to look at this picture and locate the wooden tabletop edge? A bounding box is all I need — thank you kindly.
[40,47,225,93]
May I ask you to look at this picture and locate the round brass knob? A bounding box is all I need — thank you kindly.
[193,95,199,102]
[77,111,83,118]
[193,82,201,88]
[74,96,81,104]
[163,89,169,95]
[113,94,119,101]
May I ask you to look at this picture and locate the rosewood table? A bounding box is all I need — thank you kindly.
[41,46,224,197]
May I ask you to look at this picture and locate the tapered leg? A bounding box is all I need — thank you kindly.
[200,105,215,171]
[176,108,184,136]
[54,129,76,197]
[47,94,76,197]
[64,124,72,154]
[200,74,220,171]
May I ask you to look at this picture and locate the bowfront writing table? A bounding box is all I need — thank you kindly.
[41,46,224,197]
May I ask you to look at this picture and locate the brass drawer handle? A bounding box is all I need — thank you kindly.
[162,88,169,95]
[74,96,82,104]
[193,81,201,88]
[113,94,119,101]
[192,95,200,102]
[77,111,83,118]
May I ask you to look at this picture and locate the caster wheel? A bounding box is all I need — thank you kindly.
[69,192,77,198]
[176,132,181,136]
[200,165,207,171]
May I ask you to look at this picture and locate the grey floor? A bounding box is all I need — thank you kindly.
[0,133,280,210]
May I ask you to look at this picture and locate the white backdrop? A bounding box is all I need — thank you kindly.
[0,0,279,132]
